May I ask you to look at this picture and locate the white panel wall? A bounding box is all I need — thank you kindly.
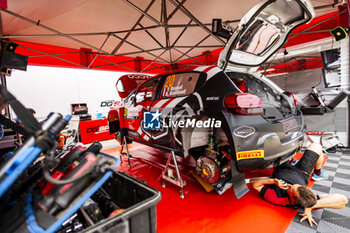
[337,37,350,146]
[341,37,349,88]
[6,66,127,121]
[267,37,350,147]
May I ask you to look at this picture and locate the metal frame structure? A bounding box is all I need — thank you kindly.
[0,0,345,73]
[119,135,132,168]
[161,150,186,199]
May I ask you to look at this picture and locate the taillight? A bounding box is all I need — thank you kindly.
[287,92,298,107]
[108,109,119,122]
[224,93,263,115]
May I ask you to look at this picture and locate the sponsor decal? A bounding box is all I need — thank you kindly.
[127,74,150,80]
[306,131,325,135]
[127,131,141,138]
[165,86,187,97]
[233,125,255,138]
[283,118,299,133]
[124,106,141,119]
[109,101,122,110]
[87,125,109,134]
[162,74,188,97]
[113,100,121,107]
[100,100,114,107]
[143,111,162,130]
[206,96,219,101]
[237,150,264,161]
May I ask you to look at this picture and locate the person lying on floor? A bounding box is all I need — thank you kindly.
[250,143,348,227]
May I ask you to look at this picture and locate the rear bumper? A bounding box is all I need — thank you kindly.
[222,112,305,171]
[257,131,304,161]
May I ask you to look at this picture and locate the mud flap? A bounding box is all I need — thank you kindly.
[108,120,120,134]
[230,158,249,199]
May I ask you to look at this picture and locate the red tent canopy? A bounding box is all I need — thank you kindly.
[2,1,348,74]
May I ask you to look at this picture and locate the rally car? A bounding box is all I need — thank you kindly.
[108,0,314,198]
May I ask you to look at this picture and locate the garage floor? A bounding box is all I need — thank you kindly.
[286,150,350,233]
[100,141,350,233]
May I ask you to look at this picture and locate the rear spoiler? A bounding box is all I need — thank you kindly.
[116,74,152,98]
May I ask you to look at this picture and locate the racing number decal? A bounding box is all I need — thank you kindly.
[236,150,264,161]
[163,75,175,88]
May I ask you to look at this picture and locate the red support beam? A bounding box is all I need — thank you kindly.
[263,58,323,75]
[202,50,214,65]
[79,48,93,67]
[0,0,7,9]
[286,10,348,47]
[297,59,307,71]
[338,5,349,27]
[134,56,144,72]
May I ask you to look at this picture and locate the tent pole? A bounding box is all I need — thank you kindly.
[123,0,160,25]
[1,22,242,39]
[112,0,156,55]
[111,34,170,63]
[172,47,206,66]
[18,44,87,68]
[0,8,110,54]
[138,23,165,49]
[161,0,172,63]
[141,49,168,73]
[166,0,186,23]
[173,34,211,63]
[168,0,225,45]
[289,9,348,40]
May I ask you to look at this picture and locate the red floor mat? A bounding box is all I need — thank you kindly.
[103,143,324,233]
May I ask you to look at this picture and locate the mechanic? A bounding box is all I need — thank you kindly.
[250,143,348,227]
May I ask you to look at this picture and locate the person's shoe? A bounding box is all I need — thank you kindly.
[311,170,329,181]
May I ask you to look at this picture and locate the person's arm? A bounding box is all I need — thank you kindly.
[250,178,288,192]
[300,193,348,227]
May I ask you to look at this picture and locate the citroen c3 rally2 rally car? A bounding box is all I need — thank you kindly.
[108,0,314,198]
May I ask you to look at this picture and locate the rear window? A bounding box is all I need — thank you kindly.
[227,72,280,105]
[116,79,125,93]
[135,76,162,103]
[161,72,201,98]
[235,20,279,56]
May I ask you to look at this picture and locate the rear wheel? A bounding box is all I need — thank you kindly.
[189,128,232,193]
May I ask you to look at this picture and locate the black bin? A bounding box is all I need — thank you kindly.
[83,172,161,233]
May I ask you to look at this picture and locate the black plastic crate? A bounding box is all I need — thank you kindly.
[82,172,161,233]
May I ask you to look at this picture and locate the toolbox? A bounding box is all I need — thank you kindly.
[0,140,120,233]
[79,172,161,233]
[0,85,161,233]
